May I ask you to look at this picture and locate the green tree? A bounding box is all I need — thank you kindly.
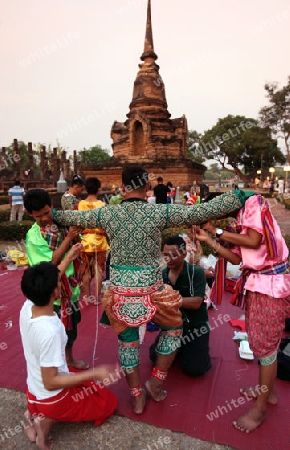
[199,115,285,183]
[259,76,290,164]
[6,141,29,169]
[81,144,111,165]
[187,130,205,163]
[204,163,221,180]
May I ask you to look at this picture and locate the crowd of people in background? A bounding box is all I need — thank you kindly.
[261,177,290,196]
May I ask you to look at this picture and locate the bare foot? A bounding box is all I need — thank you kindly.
[132,390,147,414]
[233,405,266,433]
[67,359,89,370]
[240,386,278,405]
[34,416,54,450]
[23,410,36,442]
[145,380,167,402]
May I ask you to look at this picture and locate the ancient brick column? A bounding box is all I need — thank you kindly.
[73,150,78,174]
[28,142,34,179]
[0,148,6,189]
[52,148,59,183]
[61,151,70,180]
[13,139,21,178]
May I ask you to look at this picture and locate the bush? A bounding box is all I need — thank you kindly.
[162,226,190,247]
[0,210,31,223]
[0,196,9,205]
[284,198,290,210]
[0,220,34,240]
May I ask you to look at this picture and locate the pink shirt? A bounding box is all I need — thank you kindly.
[232,196,290,298]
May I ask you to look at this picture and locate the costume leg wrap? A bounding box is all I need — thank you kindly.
[155,329,182,356]
[259,352,277,366]
[130,383,143,397]
[152,366,168,381]
[118,339,140,370]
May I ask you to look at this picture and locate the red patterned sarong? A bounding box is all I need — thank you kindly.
[103,283,183,335]
[245,291,290,359]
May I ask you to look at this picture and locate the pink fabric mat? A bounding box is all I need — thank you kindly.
[0,268,289,450]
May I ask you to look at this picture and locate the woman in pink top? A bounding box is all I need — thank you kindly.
[196,194,290,434]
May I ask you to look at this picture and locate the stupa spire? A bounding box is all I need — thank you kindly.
[141,0,157,61]
[128,0,169,118]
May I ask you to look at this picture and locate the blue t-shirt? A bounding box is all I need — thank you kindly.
[8,186,25,205]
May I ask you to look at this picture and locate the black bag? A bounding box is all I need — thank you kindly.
[277,337,290,381]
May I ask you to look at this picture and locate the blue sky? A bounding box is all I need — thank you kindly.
[1,0,290,156]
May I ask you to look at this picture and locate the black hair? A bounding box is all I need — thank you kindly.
[21,262,59,306]
[71,175,84,187]
[122,164,148,190]
[167,181,173,188]
[85,177,101,195]
[157,176,163,182]
[164,235,186,253]
[203,192,222,202]
[15,180,21,185]
[23,189,51,213]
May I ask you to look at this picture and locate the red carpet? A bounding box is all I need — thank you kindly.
[0,268,289,450]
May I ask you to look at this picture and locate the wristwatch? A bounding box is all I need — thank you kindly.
[215,228,224,238]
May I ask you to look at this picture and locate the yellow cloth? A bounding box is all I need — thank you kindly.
[7,250,28,266]
[77,200,110,253]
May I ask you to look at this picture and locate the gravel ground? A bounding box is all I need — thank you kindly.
[0,389,234,450]
[1,198,289,449]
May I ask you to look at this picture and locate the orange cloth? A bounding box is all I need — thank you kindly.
[77,200,109,253]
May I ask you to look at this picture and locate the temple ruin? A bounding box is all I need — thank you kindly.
[1,1,206,194]
[82,0,206,189]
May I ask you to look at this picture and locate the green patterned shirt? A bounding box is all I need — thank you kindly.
[54,191,244,288]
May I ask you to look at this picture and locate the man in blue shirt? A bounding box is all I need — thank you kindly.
[8,180,25,221]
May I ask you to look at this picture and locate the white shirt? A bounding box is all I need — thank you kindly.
[147,196,156,204]
[19,299,69,399]
[278,179,284,194]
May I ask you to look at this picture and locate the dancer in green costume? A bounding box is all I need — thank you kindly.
[53,164,252,414]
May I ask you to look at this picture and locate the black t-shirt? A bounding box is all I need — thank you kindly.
[153,184,170,204]
[162,262,209,331]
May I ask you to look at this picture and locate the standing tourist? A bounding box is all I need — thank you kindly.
[61,174,84,210]
[153,176,170,204]
[8,179,25,221]
[277,177,284,195]
[269,179,275,197]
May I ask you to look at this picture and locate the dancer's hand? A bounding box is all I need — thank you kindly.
[57,243,83,275]
[67,243,82,261]
[67,226,84,240]
[200,220,216,234]
[195,227,212,245]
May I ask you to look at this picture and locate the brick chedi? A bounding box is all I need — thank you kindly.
[82,0,205,190]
